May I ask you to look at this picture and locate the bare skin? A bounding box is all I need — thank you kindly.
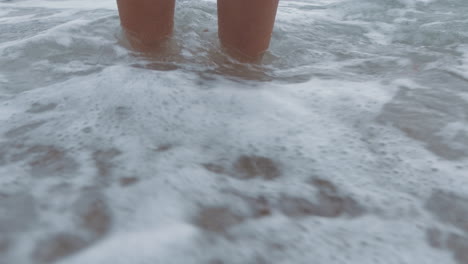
[117,0,279,60]
[217,0,279,59]
[117,0,176,52]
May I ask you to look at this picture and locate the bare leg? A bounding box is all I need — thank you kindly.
[217,0,279,61]
[117,0,176,52]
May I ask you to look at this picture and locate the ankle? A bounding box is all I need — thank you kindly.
[217,0,279,59]
[117,0,176,49]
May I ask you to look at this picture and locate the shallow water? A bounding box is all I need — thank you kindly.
[0,0,468,263]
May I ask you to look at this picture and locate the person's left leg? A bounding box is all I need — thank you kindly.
[217,0,279,60]
[117,0,176,52]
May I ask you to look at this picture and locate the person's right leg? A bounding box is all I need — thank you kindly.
[117,0,176,52]
[217,0,279,60]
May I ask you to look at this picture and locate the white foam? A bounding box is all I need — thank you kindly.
[1,0,117,10]
[61,224,198,264]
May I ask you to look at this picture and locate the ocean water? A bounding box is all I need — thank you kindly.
[0,0,468,263]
